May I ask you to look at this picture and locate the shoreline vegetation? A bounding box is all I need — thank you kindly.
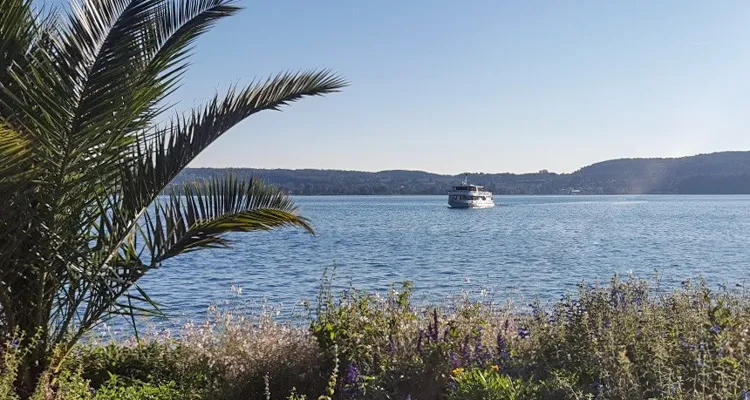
[173,151,750,196]
[3,274,750,399]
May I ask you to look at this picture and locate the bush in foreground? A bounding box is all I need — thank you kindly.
[2,275,750,399]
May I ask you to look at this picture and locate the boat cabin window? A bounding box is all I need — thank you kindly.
[450,195,489,200]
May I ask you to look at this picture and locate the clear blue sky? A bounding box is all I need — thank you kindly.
[175,1,750,174]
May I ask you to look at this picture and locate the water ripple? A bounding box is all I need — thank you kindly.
[137,195,750,326]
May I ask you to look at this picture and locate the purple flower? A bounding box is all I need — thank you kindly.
[711,325,721,335]
[530,303,540,319]
[611,289,625,308]
[450,351,460,368]
[496,333,506,352]
[741,388,749,400]
[496,332,509,361]
[517,327,530,339]
[591,379,603,394]
[344,361,360,384]
[696,358,704,367]
[10,338,19,348]
[341,362,362,399]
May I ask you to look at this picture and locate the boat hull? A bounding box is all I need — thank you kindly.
[448,200,495,209]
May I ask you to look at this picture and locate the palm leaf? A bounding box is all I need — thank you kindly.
[124,69,347,214]
[143,174,313,263]
[140,0,241,107]
[0,124,31,181]
[0,0,36,84]
[66,0,241,148]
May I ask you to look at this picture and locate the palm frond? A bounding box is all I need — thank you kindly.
[0,124,31,182]
[1,0,243,219]
[0,0,62,165]
[140,0,240,106]
[58,0,163,156]
[0,0,36,84]
[143,174,312,263]
[62,0,241,164]
[125,69,347,213]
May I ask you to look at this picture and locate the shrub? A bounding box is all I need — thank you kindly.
[448,366,539,400]
[307,274,750,399]
[71,341,185,389]
[177,307,325,400]
[92,376,190,400]
[513,276,750,399]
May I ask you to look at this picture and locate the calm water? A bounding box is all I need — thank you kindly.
[138,195,750,326]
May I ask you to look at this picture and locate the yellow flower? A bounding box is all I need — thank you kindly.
[491,365,500,372]
[451,367,465,376]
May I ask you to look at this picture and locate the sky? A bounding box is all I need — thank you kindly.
[173,1,750,174]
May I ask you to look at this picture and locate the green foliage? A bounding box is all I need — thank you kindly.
[52,369,95,400]
[92,376,190,400]
[69,342,190,389]
[311,271,416,375]
[305,274,750,399]
[310,272,439,399]
[0,339,24,400]
[0,338,195,399]
[513,276,750,399]
[448,367,539,400]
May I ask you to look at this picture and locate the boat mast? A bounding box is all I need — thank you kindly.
[463,174,468,185]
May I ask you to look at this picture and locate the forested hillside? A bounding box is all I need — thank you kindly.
[173,151,750,195]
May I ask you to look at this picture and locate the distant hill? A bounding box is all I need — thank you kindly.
[173,151,750,195]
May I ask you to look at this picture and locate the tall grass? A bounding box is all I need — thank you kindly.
[3,274,750,399]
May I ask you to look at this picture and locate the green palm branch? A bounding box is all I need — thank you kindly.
[0,0,346,392]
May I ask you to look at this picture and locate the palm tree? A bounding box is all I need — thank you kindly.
[0,0,346,394]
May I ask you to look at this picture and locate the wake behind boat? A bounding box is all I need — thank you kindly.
[448,176,495,208]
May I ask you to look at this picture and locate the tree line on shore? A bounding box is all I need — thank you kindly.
[176,151,750,195]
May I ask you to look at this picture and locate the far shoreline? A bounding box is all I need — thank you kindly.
[286,193,750,196]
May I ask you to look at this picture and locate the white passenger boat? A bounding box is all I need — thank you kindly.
[448,176,495,208]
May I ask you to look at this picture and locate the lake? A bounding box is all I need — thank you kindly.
[137,195,750,327]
